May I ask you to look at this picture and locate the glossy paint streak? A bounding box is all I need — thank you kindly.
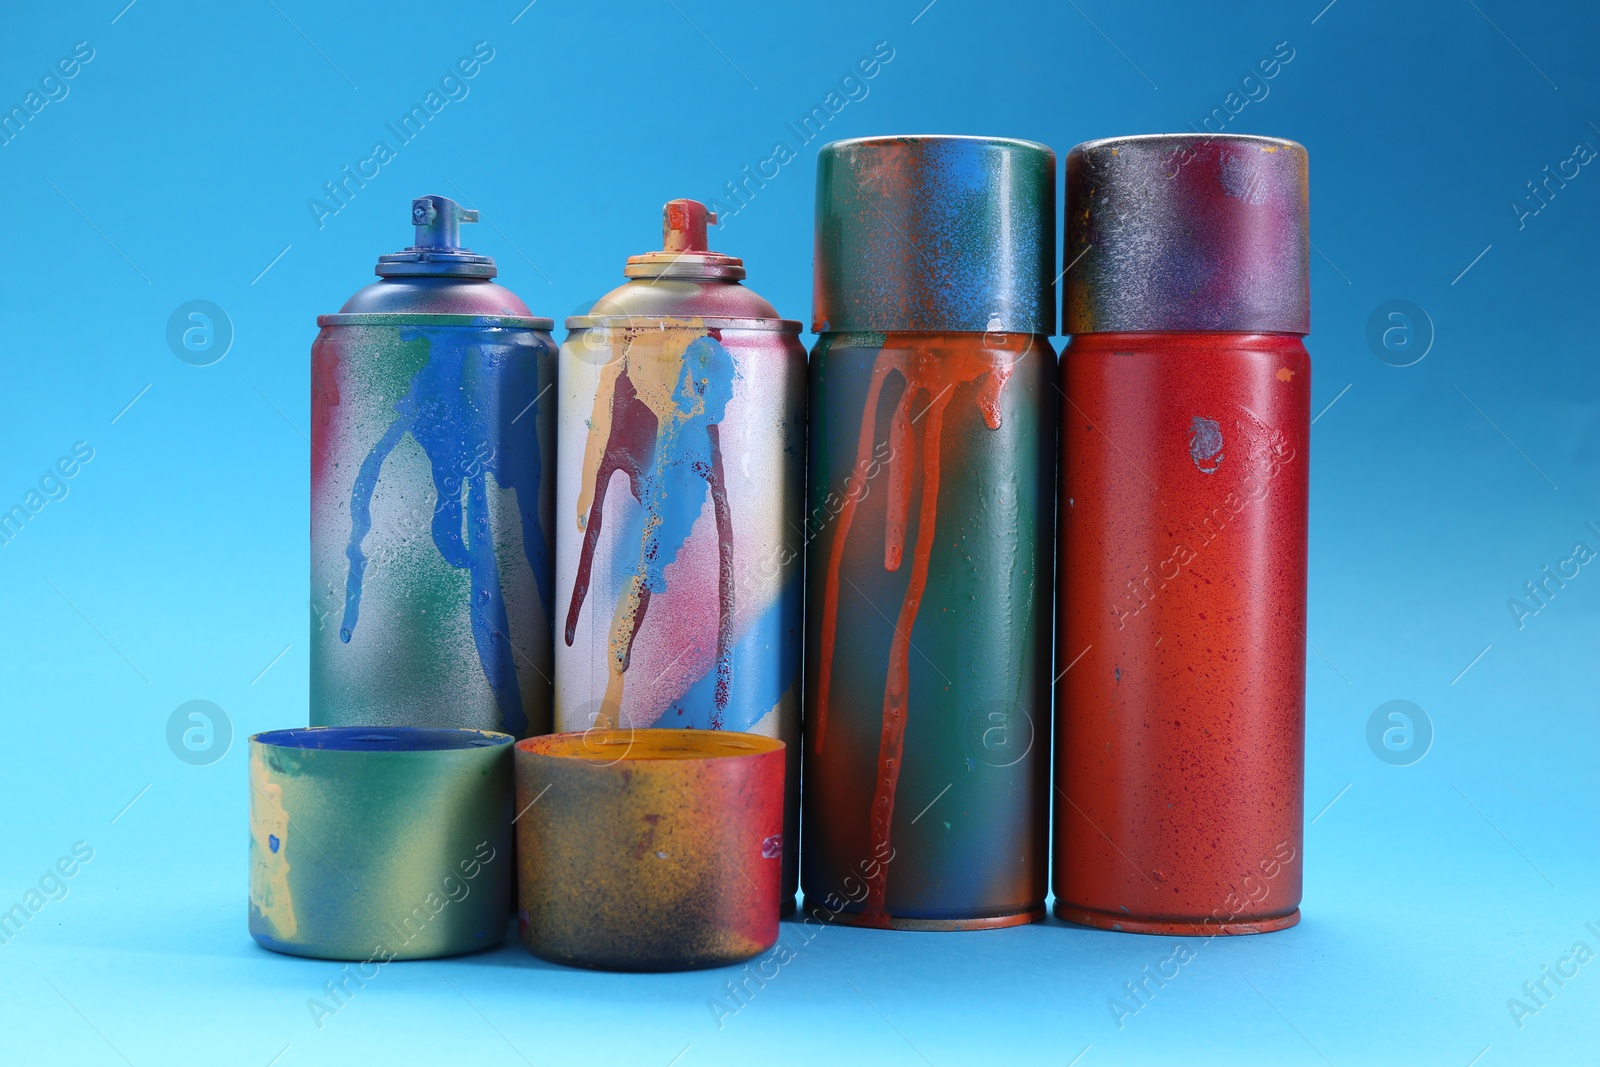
[565,363,659,668]
[1054,332,1309,934]
[803,332,1053,929]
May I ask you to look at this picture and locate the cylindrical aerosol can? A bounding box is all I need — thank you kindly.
[1054,134,1310,934]
[311,195,556,739]
[555,199,806,907]
[804,136,1056,929]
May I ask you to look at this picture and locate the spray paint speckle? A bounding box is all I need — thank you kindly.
[339,328,550,739]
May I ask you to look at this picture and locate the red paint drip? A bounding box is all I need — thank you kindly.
[566,365,658,670]
[705,423,734,725]
[704,327,734,722]
[813,335,1015,923]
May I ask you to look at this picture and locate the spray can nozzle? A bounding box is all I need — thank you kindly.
[662,199,717,253]
[412,195,479,251]
[376,194,496,279]
[623,198,743,280]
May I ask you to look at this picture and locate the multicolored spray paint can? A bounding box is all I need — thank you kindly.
[803,136,1056,929]
[555,199,805,906]
[311,195,556,739]
[1054,134,1310,934]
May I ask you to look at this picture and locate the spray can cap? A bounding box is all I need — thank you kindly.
[375,195,498,279]
[1064,134,1310,334]
[812,135,1057,335]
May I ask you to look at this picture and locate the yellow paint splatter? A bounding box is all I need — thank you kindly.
[249,750,297,939]
[573,322,709,528]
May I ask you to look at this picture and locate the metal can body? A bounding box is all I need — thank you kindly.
[514,729,785,971]
[1054,331,1309,933]
[803,330,1055,928]
[248,726,514,961]
[555,319,805,897]
[311,315,556,738]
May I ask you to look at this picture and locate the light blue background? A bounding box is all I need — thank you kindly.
[2,1,1596,1064]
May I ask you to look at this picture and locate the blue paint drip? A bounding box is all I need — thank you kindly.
[632,336,736,597]
[268,834,280,854]
[339,328,550,737]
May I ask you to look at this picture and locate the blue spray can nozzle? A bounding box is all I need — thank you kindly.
[411,195,478,250]
[377,194,495,278]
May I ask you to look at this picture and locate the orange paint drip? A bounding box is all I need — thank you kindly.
[884,390,914,571]
[812,357,898,756]
[813,333,1017,922]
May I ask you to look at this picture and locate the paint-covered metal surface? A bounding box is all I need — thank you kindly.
[1054,333,1309,934]
[514,729,784,971]
[804,332,1054,928]
[1063,134,1309,334]
[803,136,1055,929]
[555,200,805,906]
[1055,133,1311,935]
[814,135,1055,334]
[248,726,513,960]
[311,196,556,739]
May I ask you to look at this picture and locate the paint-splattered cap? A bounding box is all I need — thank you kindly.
[1064,134,1309,334]
[813,135,1056,334]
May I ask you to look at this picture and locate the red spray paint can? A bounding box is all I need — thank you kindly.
[1054,134,1310,935]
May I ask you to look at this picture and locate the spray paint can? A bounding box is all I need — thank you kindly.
[311,195,556,739]
[1054,134,1310,934]
[803,136,1056,929]
[555,199,806,907]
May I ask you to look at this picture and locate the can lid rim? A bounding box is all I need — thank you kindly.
[564,315,803,333]
[318,313,555,329]
[1069,132,1307,155]
[821,133,1054,155]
